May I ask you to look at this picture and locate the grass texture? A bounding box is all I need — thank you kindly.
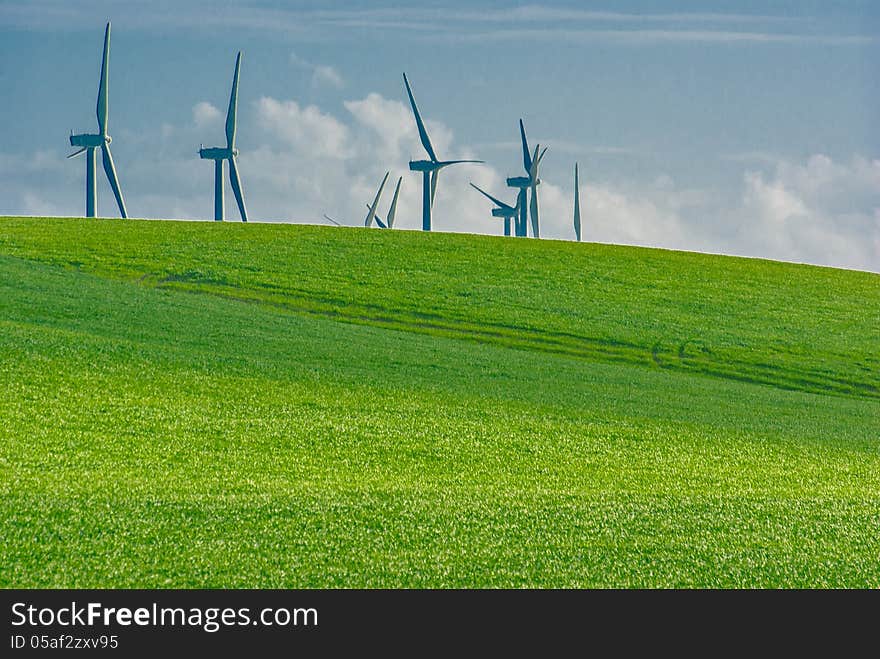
[1,216,878,587]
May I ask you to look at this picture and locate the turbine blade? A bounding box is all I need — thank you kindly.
[96,22,111,136]
[574,162,581,242]
[67,147,87,159]
[469,182,511,210]
[386,177,402,228]
[430,168,439,207]
[403,73,438,162]
[524,143,541,237]
[519,119,531,174]
[436,159,484,166]
[528,144,541,181]
[530,184,539,238]
[537,146,548,167]
[228,156,248,221]
[364,171,389,227]
[226,52,242,149]
[364,203,388,228]
[322,214,342,226]
[100,144,127,218]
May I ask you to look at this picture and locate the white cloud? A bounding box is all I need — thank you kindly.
[255,97,352,160]
[345,93,411,140]
[728,155,880,271]
[744,171,809,222]
[238,92,490,230]
[20,191,62,216]
[192,101,222,129]
[0,149,66,175]
[290,51,345,89]
[573,183,688,247]
[312,64,344,89]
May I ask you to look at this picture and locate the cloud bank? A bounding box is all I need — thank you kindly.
[1,91,877,272]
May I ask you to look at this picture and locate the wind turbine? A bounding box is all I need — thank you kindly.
[469,183,520,237]
[403,73,482,231]
[67,22,127,219]
[505,120,546,238]
[573,162,582,242]
[199,52,247,222]
[365,175,402,229]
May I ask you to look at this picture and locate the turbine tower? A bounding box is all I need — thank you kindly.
[67,22,127,219]
[505,120,546,238]
[574,162,582,242]
[199,52,247,222]
[403,73,482,231]
[469,183,520,237]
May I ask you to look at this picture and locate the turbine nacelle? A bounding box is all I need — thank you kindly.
[506,176,539,188]
[408,159,438,172]
[410,159,481,172]
[199,146,238,160]
[70,133,108,148]
[469,182,520,229]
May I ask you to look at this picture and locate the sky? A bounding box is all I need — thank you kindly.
[1,0,878,272]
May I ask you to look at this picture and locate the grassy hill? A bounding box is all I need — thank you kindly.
[1,215,878,587]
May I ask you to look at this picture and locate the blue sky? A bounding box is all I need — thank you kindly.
[1,1,878,271]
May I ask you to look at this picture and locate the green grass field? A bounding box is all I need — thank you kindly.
[1,216,878,588]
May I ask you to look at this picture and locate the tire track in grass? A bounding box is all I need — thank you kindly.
[154,278,880,401]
